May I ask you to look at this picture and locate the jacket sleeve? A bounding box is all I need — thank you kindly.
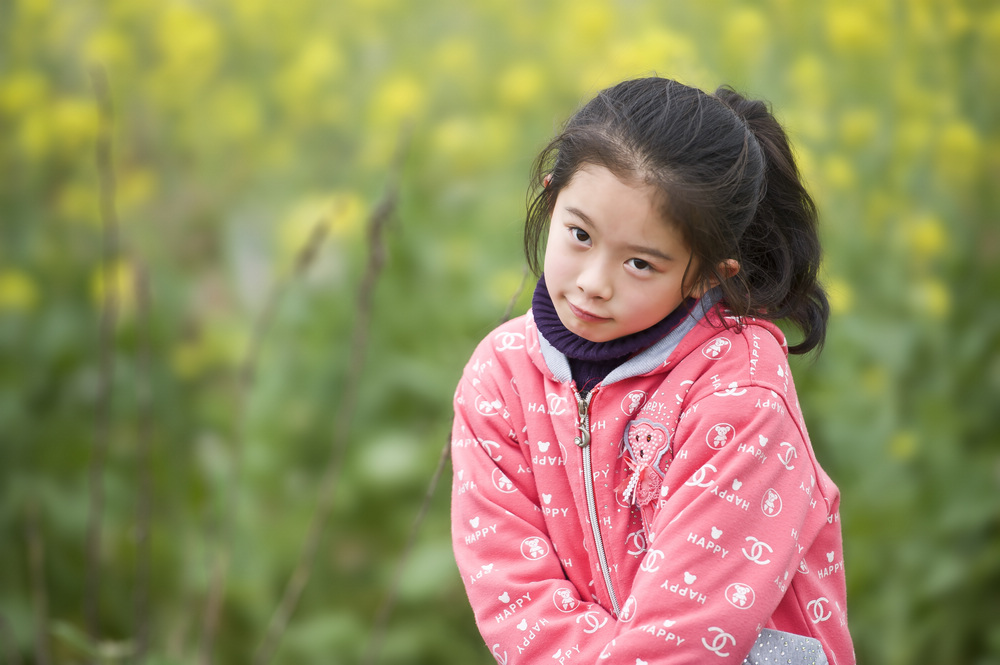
[450,343,617,663]
[597,380,833,663]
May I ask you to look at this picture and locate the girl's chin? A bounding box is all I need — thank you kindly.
[561,319,617,343]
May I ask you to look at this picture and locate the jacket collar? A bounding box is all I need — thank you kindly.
[532,287,724,387]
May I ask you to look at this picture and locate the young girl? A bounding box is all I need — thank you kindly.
[450,77,854,664]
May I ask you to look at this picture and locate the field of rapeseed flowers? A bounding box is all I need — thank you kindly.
[1,0,998,662]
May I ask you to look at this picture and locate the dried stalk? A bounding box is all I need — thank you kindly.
[86,62,119,645]
[132,263,152,664]
[253,126,410,665]
[0,611,22,665]
[359,265,530,665]
[26,500,51,665]
[359,441,450,665]
[197,220,331,665]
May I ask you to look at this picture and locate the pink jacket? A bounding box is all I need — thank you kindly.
[451,302,854,664]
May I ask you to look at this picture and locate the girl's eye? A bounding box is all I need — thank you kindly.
[627,258,652,271]
[570,227,591,243]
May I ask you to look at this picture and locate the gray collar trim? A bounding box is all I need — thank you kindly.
[537,289,722,387]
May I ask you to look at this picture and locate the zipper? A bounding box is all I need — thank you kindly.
[573,388,621,618]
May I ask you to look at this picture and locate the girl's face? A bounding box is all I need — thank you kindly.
[543,164,700,343]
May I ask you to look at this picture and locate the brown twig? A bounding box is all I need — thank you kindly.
[132,263,152,664]
[25,500,51,665]
[0,611,23,665]
[500,265,531,325]
[197,219,331,665]
[253,125,411,665]
[359,264,530,665]
[360,440,450,665]
[86,62,119,646]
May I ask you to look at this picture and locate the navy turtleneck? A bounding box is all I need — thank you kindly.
[531,275,694,393]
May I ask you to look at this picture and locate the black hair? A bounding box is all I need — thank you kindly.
[524,77,828,354]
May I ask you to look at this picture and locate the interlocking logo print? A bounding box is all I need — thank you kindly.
[777,441,797,470]
[742,536,773,565]
[494,331,525,352]
[685,463,717,488]
[546,392,569,416]
[639,548,665,573]
[576,609,608,634]
[702,627,736,657]
[807,597,833,624]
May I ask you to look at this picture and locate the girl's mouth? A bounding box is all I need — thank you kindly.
[568,301,611,323]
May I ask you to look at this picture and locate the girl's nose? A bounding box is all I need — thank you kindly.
[576,258,613,300]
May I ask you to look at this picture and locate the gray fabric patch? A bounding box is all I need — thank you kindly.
[743,629,829,665]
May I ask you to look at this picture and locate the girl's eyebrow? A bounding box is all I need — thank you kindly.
[565,206,676,262]
[565,206,595,228]
[624,243,675,262]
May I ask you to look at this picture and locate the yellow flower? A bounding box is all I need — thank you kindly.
[56,182,98,226]
[0,70,48,116]
[90,259,136,317]
[155,4,221,83]
[275,37,344,105]
[786,55,829,111]
[603,26,695,86]
[83,28,133,70]
[433,116,478,157]
[894,116,932,159]
[839,108,880,149]
[723,8,769,68]
[498,63,545,109]
[911,278,951,319]
[824,276,854,314]
[565,0,614,44]
[889,430,917,461]
[934,119,981,187]
[825,5,887,54]
[370,75,426,128]
[17,112,50,160]
[905,215,948,262]
[118,168,157,216]
[823,154,857,190]
[16,0,49,17]
[209,84,263,143]
[277,192,365,263]
[431,38,479,80]
[0,270,39,311]
[50,97,98,156]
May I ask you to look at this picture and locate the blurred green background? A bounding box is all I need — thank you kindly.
[2,0,998,663]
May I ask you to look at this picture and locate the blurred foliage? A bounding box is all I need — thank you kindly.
[1,0,998,663]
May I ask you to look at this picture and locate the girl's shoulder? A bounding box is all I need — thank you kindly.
[460,312,543,378]
[671,312,793,392]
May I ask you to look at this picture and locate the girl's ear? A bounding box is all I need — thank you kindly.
[690,259,740,298]
[542,173,553,188]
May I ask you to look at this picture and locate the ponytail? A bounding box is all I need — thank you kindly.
[714,87,829,354]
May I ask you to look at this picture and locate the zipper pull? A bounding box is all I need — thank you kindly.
[573,391,591,448]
